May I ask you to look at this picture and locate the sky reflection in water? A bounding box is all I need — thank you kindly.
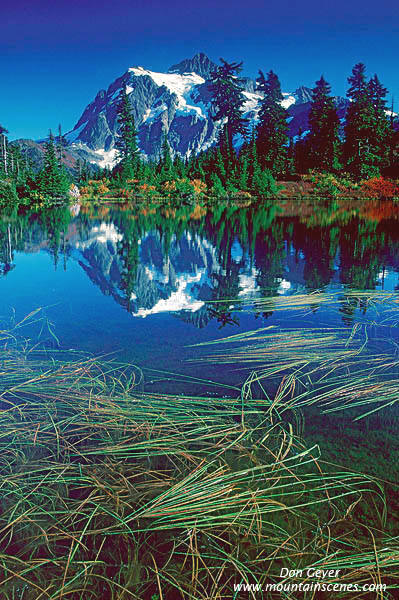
[1,198,399,392]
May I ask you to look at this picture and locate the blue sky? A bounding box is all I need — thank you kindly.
[2,0,398,140]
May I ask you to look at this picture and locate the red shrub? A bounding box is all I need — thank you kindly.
[360,177,399,198]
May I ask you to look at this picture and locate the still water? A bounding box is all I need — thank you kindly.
[1,198,399,393]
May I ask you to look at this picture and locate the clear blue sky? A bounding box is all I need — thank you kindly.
[1,0,398,140]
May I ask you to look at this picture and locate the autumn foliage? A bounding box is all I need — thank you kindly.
[359,177,399,199]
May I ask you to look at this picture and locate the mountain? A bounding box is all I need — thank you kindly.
[64,53,221,166]
[63,52,349,168]
[168,52,217,79]
[10,53,355,171]
[9,138,90,176]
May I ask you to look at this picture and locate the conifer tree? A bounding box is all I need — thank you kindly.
[252,165,280,197]
[0,125,9,176]
[157,133,174,181]
[286,136,295,176]
[116,86,140,180]
[247,130,259,187]
[236,146,249,190]
[307,76,341,171]
[210,173,226,197]
[209,59,249,156]
[368,74,391,169]
[215,147,227,185]
[293,129,311,174]
[37,131,70,200]
[56,124,67,167]
[343,63,380,178]
[256,70,288,175]
[173,152,186,178]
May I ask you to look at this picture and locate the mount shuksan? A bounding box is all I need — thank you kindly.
[62,53,349,168]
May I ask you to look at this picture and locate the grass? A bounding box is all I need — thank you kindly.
[195,290,399,418]
[1,302,399,598]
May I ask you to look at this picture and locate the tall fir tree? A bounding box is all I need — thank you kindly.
[255,70,288,175]
[157,133,175,181]
[116,86,140,180]
[343,63,381,178]
[368,74,391,169]
[307,76,341,172]
[209,59,249,159]
[173,152,186,178]
[56,124,67,167]
[37,131,70,200]
[0,125,9,177]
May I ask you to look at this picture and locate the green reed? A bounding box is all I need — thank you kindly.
[0,303,399,599]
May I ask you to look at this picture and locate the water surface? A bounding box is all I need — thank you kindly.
[1,198,399,393]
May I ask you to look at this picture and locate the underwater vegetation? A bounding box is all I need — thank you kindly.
[1,294,399,599]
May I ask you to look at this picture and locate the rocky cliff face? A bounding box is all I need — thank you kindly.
[64,54,223,167]
[64,52,350,168]
[9,138,104,176]
[168,52,217,79]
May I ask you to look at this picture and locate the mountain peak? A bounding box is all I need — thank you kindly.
[168,52,217,79]
[294,86,313,104]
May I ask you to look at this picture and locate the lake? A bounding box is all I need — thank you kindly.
[2,196,399,597]
[1,197,399,399]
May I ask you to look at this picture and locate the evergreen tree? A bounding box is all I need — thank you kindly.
[210,173,226,197]
[343,63,381,178]
[286,136,295,176]
[37,131,70,200]
[116,86,140,180]
[209,59,249,156]
[368,74,391,169]
[293,129,311,174]
[56,124,67,167]
[7,145,25,183]
[139,159,156,186]
[173,152,186,178]
[157,133,174,181]
[252,165,280,197]
[0,125,9,176]
[247,130,259,186]
[215,147,227,185]
[256,70,288,175]
[307,76,341,171]
[236,146,249,190]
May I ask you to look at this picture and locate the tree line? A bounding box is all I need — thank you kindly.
[1,59,398,204]
[113,59,399,197]
[0,124,71,205]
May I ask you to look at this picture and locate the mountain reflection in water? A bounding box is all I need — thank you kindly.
[1,198,399,388]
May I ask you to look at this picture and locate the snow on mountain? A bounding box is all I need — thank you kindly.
[92,148,119,169]
[63,53,324,168]
[129,67,205,111]
[242,91,263,120]
[281,93,296,109]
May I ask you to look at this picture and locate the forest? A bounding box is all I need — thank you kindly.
[1,60,399,206]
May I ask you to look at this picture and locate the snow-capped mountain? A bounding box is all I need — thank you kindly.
[65,52,345,168]
[65,53,220,166]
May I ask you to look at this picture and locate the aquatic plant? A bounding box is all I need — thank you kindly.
[0,306,398,598]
